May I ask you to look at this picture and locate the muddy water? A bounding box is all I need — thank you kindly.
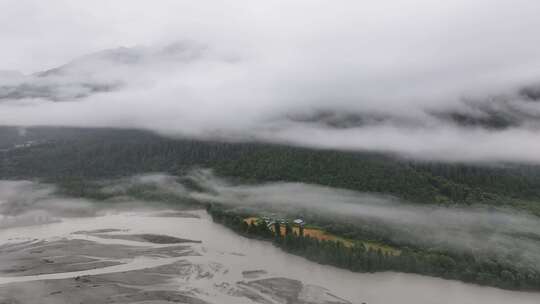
[0,210,538,304]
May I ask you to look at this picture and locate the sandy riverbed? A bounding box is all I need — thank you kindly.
[0,210,538,304]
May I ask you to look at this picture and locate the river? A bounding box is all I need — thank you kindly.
[0,209,537,304]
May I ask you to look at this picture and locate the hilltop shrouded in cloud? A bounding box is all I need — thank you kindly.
[1,0,540,162]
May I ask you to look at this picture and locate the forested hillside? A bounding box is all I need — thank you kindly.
[1,127,540,215]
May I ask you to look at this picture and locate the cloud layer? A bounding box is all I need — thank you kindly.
[1,1,540,162]
[184,170,540,270]
[2,171,540,270]
[98,170,540,270]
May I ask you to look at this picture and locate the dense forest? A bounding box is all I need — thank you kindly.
[1,127,540,215]
[208,204,540,291]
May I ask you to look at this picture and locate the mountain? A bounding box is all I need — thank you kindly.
[0,42,208,102]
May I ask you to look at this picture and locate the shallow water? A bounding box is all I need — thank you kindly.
[0,210,538,304]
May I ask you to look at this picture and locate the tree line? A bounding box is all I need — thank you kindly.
[2,127,540,215]
[208,204,540,291]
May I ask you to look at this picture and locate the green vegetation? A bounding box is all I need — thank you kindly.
[209,204,540,291]
[1,127,540,216]
[245,216,400,255]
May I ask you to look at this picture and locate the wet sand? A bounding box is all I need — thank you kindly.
[0,212,351,303]
[0,211,537,304]
[73,230,202,244]
[0,265,348,304]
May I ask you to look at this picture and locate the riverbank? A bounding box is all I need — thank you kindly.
[0,210,538,304]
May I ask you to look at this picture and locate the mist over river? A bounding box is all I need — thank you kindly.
[0,208,538,304]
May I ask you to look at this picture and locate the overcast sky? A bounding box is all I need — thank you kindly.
[1,0,540,163]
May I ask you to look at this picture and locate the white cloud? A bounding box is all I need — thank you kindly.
[1,1,540,162]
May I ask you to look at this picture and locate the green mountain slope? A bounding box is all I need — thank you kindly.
[1,127,539,215]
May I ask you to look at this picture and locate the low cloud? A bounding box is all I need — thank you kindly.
[185,170,540,270]
[1,1,540,163]
[0,181,95,228]
[0,176,186,229]
[2,171,540,270]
